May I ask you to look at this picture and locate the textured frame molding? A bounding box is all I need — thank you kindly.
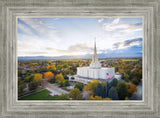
[0,0,159,118]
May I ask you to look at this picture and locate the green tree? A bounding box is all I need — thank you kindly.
[58,81,64,87]
[71,77,74,80]
[29,69,34,73]
[24,75,34,83]
[29,81,39,91]
[18,80,26,95]
[110,78,118,87]
[18,70,22,77]
[69,88,83,100]
[64,75,69,80]
[64,80,70,86]
[108,87,119,100]
[131,78,139,85]
[59,93,70,100]
[74,83,84,91]
[116,82,128,100]
[55,74,64,83]
[124,74,130,82]
[58,80,70,87]
[84,79,100,95]
[95,83,105,98]
[106,81,111,97]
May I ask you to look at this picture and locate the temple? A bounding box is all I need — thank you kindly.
[69,38,121,84]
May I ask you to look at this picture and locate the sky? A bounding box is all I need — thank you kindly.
[17,17,143,57]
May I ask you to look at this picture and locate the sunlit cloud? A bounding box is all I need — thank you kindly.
[45,43,93,56]
[98,18,104,23]
[112,18,120,25]
[103,18,142,33]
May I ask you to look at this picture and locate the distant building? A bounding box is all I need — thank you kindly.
[69,38,121,84]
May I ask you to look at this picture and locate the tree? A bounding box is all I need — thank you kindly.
[33,73,43,85]
[131,78,139,85]
[55,74,64,83]
[101,81,106,87]
[110,78,118,87]
[18,84,26,95]
[106,81,111,97]
[58,80,70,87]
[18,70,22,77]
[116,82,128,100]
[59,93,69,100]
[71,77,74,80]
[29,69,34,73]
[124,74,130,82]
[74,83,84,91]
[95,83,105,98]
[44,72,54,82]
[108,87,119,100]
[58,81,64,87]
[29,81,39,91]
[18,80,26,95]
[64,75,69,80]
[121,73,125,80]
[84,79,100,95]
[47,64,56,71]
[24,74,34,83]
[64,80,70,86]
[126,82,137,97]
[69,88,83,100]
[63,63,68,68]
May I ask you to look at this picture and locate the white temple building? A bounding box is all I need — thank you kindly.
[69,39,121,84]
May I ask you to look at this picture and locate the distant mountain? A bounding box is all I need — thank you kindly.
[18,53,142,60]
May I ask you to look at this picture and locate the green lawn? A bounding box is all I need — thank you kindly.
[19,89,62,100]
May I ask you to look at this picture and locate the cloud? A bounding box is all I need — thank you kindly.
[18,18,58,38]
[103,24,130,31]
[103,18,121,31]
[113,37,142,49]
[103,18,142,33]
[17,32,62,56]
[17,18,65,56]
[98,18,104,23]
[45,43,93,56]
[112,18,120,25]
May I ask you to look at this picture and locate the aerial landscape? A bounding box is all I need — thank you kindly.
[18,17,142,100]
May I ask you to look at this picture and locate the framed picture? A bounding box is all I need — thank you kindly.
[0,0,159,118]
[17,17,143,101]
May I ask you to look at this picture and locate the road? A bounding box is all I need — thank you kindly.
[44,82,69,96]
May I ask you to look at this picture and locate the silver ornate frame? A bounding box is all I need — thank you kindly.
[0,0,159,118]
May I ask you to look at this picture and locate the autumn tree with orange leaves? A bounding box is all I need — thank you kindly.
[33,73,43,85]
[126,82,137,97]
[44,72,54,82]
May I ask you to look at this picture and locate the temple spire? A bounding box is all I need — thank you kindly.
[94,37,97,56]
[89,38,101,68]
